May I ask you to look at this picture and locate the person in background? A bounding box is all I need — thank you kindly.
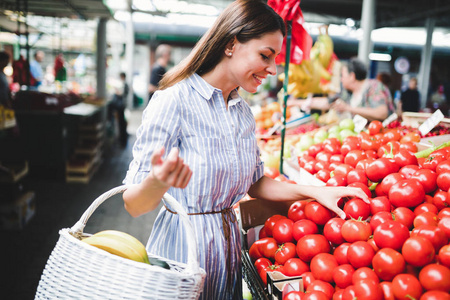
[0,51,11,108]
[399,77,420,113]
[29,50,45,88]
[122,1,369,299]
[288,57,395,121]
[109,72,129,147]
[148,44,171,101]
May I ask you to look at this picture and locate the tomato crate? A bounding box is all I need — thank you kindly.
[239,198,301,300]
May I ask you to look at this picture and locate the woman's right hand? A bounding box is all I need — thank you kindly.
[150,146,192,189]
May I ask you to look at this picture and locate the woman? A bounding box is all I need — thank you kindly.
[123,1,368,299]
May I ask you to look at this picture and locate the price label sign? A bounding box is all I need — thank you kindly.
[419,109,444,136]
[382,113,398,127]
[353,114,368,133]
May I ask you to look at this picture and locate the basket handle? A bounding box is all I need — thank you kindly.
[69,185,201,275]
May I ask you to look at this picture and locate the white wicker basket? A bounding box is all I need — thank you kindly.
[35,185,206,299]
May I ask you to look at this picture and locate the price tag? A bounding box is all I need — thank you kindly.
[353,114,368,133]
[382,113,398,127]
[418,109,444,136]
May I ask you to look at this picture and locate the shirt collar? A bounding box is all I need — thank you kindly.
[187,73,242,106]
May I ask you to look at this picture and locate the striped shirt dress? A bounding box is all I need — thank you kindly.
[124,73,264,300]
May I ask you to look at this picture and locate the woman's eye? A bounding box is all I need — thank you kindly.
[261,54,269,61]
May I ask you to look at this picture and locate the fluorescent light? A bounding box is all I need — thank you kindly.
[369,53,392,61]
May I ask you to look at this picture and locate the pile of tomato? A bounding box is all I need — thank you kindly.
[251,120,450,300]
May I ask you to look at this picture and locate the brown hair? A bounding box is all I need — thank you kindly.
[158,0,286,90]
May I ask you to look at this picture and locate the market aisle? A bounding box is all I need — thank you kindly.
[1,108,164,300]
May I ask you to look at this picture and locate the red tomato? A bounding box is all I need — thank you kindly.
[384,128,402,142]
[330,154,345,164]
[316,151,332,164]
[399,164,421,179]
[306,280,335,299]
[303,160,318,175]
[324,142,342,155]
[438,207,450,219]
[315,169,331,183]
[438,216,450,240]
[315,161,330,172]
[353,278,383,300]
[292,219,319,241]
[347,241,375,269]
[412,225,448,253]
[284,291,305,300]
[340,140,361,156]
[365,149,379,159]
[249,237,278,261]
[372,248,405,281]
[414,211,439,227]
[367,237,379,252]
[392,206,416,230]
[436,159,450,174]
[333,264,355,289]
[344,150,367,168]
[378,141,400,158]
[283,258,310,277]
[301,272,315,290]
[302,291,328,300]
[373,220,410,251]
[434,190,450,210]
[368,120,383,135]
[288,201,307,222]
[332,289,345,300]
[369,196,392,214]
[342,285,357,300]
[275,242,297,265]
[323,217,345,245]
[333,243,351,265]
[272,218,294,244]
[254,257,271,274]
[366,157,400,183]
[420,290,450,300]
[439,245,450,268]
[352,267,379,284]
[347,182,372,198]
[264,214,287,237]
[310,253,339,283]
[355,158,376,171]
[423,154,447,172]
[296,234,331,262]
[305,201,334,225]
[402,236,436,267]
[377,172,405,196]
[392,274,423,300]
[437,172,450,192]
[399,141,418,153]
[419,263,450,292]
[389,179,425,208]
[346,169,368,185]
[394,149,418,168]
[333,164,354,179]
[343,198,371,220]
[414,203,439,215]
[308,143,325,158]
[400,131,421,143]
[259,226,268,239]
[341,218,372,243]
[370,211,394,231]
[411,169,438,194]
[380,281,395,300]
[298,154,315,168]
[264,166,280,179]
[361,136,381,152]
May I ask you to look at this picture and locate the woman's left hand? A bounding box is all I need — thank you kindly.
[331,99,350,114]
[314,186,369,219]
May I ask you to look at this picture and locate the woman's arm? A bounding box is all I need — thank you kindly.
[248,175,369,219]
[331,99,388,121]
[123,147,192,217]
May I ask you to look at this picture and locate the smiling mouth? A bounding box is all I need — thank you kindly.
[253,75,265,84]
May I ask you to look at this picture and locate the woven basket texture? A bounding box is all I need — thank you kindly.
[35,186,206,300]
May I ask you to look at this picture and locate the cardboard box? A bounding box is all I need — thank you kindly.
[239,198,304,300]
[0,191,35,230]
[267,271,303,300]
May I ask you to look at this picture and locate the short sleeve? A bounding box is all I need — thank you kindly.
[123,90,180,185]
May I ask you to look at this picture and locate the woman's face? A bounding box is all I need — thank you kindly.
[229,30,283,93]
[341,65,354,91]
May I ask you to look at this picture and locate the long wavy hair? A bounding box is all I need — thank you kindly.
[158,0,286,90]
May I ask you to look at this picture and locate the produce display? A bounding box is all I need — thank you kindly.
[82,230,170,269]
[249,119,450,299]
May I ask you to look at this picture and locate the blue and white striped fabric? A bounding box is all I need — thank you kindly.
[124,73,264,300]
